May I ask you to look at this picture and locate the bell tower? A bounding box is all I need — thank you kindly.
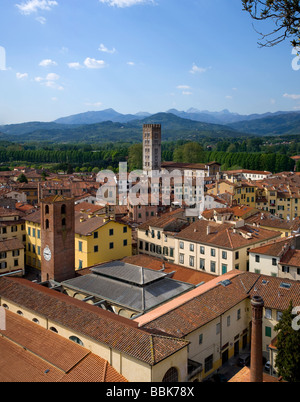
[40,195,75,282]
[143,124,161,176]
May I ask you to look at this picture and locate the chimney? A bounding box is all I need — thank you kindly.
[250,295,264,383]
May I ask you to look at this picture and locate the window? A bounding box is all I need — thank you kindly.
[237,309,241,320]
[78,241,83,252]
[255,255,260,263]
[204,355,213,373]
[123,239,128,247]
[235,251,239,260]
[45,205,49,214]
[162,367,179,383]
[189,256,194,267]
[211,248,216,257]
[27,227,31,236]
[200,246,205,255]
[45,219,49,230]
[32,228,36,237]
[200,258,205,270]
[61,204,66,214]
[179,254,184,264]
[190,244,194,252]
[216,323,220,335]
[12,250,20,257]
[199,334,203,345]
[94,231,98,239]
[170,248,174,258]
[37,230,40,239]
[69,336,84,346]
[265,326,272,337]
[123,226,127,233]
[78,260,83,270]
[227,316,231,327]
[109,242,114,249]
[94,245,98,253]
[109,228,114,236]
[282,266,290,273]
[179,241,184,250]
[210,261,216,273]
[277,311,283,321]
[265,309,272,319]
[222,251,227,260]
[272,258,277,266]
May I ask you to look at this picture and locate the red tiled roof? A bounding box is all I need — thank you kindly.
[0,311,127,382]
[0,277,188,366]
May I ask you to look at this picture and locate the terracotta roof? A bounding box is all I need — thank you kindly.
[249,237,295,257]
[137,271,258,337]
[0,238,24,253]
[138,208,187,231]
[175,220,281,250]
[0,311,127,382]
[280,249,300,268]
[74,202,105,214]
[228,366,283,382]
[24,209,41,224]
[250,275,300,311]
[0,277,188,366]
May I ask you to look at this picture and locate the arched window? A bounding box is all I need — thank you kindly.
[45,205,49,215]
[61,204,66,215]
[16,310,23,316]
[69,336,84,346]
[162,367,179,382]
[32,318,40,324]
[45,219,49,230]
[49,327,58,333]
[2,304,8,310]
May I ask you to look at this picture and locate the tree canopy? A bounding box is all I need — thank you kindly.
[242,0,300,47]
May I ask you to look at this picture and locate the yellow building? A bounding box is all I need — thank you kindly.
[75,213,132,270]
[0,238,25,276]
[0,207,26,245]
[24,209,132,271]
[207,180,257,208]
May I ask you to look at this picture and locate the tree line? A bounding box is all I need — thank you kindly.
[0,139,297,174]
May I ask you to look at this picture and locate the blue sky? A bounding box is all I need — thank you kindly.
[0,0,299,124]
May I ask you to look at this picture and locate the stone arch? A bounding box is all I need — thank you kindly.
[162,367,179,382]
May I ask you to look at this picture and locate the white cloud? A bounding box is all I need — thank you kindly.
[182,91,192,96]
[84,57,107,69]
[225,95,233,99]
[16,72,28,79]
[68,62,83,70]
[189,64,210,74]
[46,72,59,81]
[177,85,190,90]
[16,0,58,15]
[127,61,135,66]
[99,0,153,7]
[36,16,46,24]
[39,59,57,67]
[99,43,116,54]
[283,93,300,100]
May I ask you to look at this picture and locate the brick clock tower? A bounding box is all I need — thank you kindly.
[40,195,75,282]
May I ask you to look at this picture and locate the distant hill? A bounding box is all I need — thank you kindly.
[1,108,299,143]
[229,112,300,136]
[0,113,246,143]
[54,108,147,125]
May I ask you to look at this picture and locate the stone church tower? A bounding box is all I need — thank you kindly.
[143,124,162,175]
[40,195,75,282]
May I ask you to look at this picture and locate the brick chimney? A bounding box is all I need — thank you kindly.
[250,295,264,382]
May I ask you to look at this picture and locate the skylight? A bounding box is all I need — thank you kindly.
[279,282,292,290]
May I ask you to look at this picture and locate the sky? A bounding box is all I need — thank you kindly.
[0,0,300,124]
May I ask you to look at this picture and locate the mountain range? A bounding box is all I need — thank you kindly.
[0,108,299,143]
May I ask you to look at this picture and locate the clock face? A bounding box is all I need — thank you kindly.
[43,246,52,262]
